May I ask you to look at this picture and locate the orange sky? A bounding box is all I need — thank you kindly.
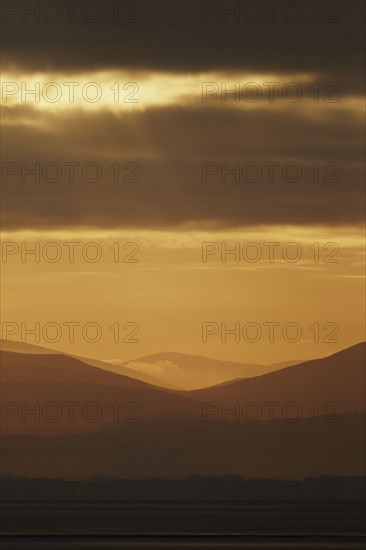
[1,227,364,364]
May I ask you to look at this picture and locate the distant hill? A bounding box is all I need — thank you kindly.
[0,351,199,434]
[189,343,366,419]
[1,344,365,436]
[116,352,301,390]
[0,340,62,355]
[0,340,169,388]
[0,341,304,390]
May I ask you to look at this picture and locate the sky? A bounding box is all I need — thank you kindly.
[0,0,365,364]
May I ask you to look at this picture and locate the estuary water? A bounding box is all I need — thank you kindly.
[1,502,365,549]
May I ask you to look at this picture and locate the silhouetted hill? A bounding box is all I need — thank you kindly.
[0,341,302,389]
[0,351,199,433]
[1,344,365,434]
[116,351,298,390]
[0,341,167,387]
[189,343,366,419]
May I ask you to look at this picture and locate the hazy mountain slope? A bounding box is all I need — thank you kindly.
[118,352,297,390]
[0,341,168,388]
[0,340,60,355]
[189,343,366,418]
[1,350,153,387]
[0,341,307,390]
[0,351,200,434]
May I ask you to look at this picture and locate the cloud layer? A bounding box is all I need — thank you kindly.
[1,0,364,231]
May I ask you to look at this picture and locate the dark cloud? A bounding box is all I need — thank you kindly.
[1,0,364,231]
[1,104,364,230]
[1,0,364,93]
